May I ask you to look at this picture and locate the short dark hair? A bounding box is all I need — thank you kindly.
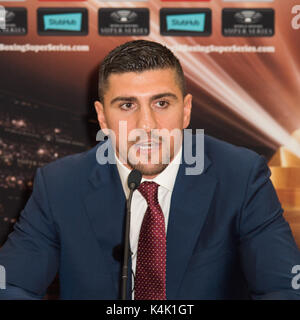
[98,40,186,104]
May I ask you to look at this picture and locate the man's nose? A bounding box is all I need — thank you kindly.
[137,104,157,132]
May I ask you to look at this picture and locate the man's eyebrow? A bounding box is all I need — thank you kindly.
[110,96,138,105]
[110,92,178,105]
[150,92,178,102]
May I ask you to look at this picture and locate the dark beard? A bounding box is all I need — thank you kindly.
[127,161,169,177]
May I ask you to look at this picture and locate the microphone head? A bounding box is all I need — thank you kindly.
[127,169,142,190]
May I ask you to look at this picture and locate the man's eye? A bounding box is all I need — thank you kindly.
[155,101,169,108]
[120,103,134,110]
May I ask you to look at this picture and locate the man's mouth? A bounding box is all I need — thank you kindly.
[134,140,160,151]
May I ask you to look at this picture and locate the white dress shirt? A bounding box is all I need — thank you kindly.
[115,146,182,297]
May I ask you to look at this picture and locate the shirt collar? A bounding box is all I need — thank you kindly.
[115,146,182,198]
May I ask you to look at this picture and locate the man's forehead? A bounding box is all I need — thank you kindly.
[107,68,178,83]
[104,68,181,97]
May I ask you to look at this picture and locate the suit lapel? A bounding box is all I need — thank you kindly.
[84,160,131,298]
[166,152,217,299]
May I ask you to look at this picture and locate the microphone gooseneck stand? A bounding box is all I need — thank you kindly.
[121,169,142,300]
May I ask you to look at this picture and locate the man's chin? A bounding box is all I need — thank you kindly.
[128,162,168,178]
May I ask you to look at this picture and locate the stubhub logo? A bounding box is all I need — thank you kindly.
[160,8,211,36]
[38,8,88,35]
[166,13,206,32]
[44,13,82,31]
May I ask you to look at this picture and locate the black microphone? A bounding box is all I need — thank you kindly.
[127,169,142,191]
[121,169,142,300]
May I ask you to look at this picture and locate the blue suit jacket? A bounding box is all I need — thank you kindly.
[0,135,300,299]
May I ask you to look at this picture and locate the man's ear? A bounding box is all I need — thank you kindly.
[94,101,109,134]
[183,93,192,129]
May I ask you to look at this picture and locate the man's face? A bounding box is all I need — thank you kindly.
[94,68,192,178]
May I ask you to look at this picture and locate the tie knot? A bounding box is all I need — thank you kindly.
[138,181,159,205]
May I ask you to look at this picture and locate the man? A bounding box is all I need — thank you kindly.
[0,40,300,300]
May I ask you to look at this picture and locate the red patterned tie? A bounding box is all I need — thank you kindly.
[134,181,166,300]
